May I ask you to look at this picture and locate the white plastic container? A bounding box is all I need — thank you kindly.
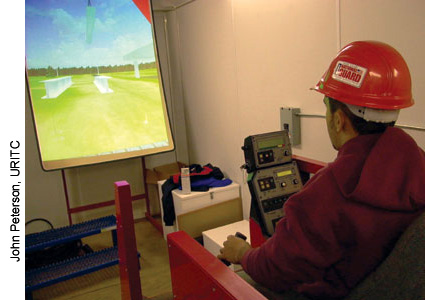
[172,182,240,216]
[181,167,191,194]
[202,220,250,271]
[158,181,241,240]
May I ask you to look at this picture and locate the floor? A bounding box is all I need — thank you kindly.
[31,218,175,300]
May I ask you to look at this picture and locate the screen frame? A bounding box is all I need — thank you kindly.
[25,0,175,171]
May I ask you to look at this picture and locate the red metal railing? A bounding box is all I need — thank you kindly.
[168,231,267,300]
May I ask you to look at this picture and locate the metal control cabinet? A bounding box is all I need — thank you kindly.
[242,131,292,173]
[250,161,302,235]
[243,131,303,237]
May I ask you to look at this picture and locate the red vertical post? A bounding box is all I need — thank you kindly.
[115,181,143,300]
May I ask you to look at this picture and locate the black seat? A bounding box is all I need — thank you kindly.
[345,211,425,300]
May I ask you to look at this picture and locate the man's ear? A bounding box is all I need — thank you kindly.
[333,109,346,133]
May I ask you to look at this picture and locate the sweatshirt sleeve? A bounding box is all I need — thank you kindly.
[241,170,346,292]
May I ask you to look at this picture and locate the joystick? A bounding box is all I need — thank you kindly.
[221,232,247,266]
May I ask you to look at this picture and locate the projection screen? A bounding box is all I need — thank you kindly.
[25,0,174,170]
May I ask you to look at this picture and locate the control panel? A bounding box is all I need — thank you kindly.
[242,131,292,173]
[250,161,302,236]
[243,130,303,237]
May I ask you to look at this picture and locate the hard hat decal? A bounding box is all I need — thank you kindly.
[332,61,367,88]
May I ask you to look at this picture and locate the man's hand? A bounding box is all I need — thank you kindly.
[217,235,252,264]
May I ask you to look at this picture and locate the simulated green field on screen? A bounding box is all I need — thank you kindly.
[29,69,169,162]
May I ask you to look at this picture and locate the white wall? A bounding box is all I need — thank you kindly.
[165,0,425,218]
[339,0,425,144]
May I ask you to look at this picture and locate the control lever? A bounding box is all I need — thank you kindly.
[220,232,248,266]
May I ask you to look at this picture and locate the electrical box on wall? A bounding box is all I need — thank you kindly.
[280,107,301,146]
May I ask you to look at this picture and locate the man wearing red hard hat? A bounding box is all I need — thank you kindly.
[219,41,425,299]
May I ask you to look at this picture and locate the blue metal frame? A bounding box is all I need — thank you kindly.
[26,215,117,253]
[25,215,124,300]
[25,247,119,292]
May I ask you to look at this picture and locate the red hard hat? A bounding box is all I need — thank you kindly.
[314,41,413,110]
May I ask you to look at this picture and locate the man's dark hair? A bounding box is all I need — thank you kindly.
[328,97,395,135]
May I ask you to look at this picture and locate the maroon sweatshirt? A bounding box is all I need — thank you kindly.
[241,127,425,299]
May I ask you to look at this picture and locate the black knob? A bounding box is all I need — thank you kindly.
[235,232,247,240]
